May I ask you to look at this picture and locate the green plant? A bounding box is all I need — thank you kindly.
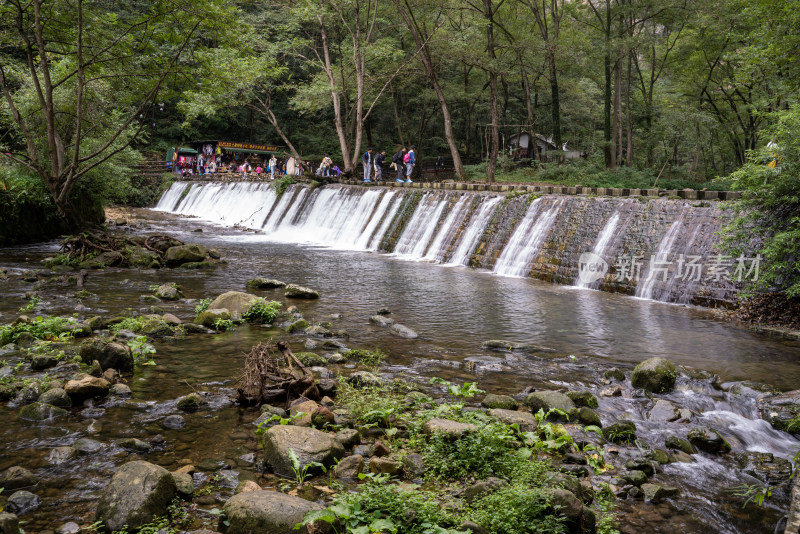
[462,483,565,534]
[428,377,485,400]
[255,412,305,435]
[345,349,387,368]
[242,299,282,324]
[0,315,78,344]
[593,484,620,534]
[110,316,145,334]
[732,483,773,508]
[272,176,296,198]
[194,298,213,315]
[127,335,156,365]
[289,447,325,486]
[213,318,235,331]
[19,295,41,313]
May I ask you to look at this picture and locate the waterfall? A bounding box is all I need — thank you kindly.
[423,195,472,262]
[391,193,449,258]
[636,214,685,300]
[155,181,735,306]
[493,198,564,277]
[447,197,502,266]
[574,211,621,288]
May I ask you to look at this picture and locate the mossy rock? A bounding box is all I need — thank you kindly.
[286,319,309,333]
[631,357,677,393]
[180,261,217,269]
[296,352,327,367]
[566,391,599,409]
[19,401,68,421]
[481,394,519,410]
[194,309,231,328]
[604,420,637,444]
[247,278,286,289]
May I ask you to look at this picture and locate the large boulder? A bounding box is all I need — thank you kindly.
[261,426,344,478]
[687,426,731,453]
[0,466,36,490]
[631,357,677,393]
[284,284,320,299]
[221,490,326,534]
[95,461,177,531]
[488,409,538,432]
[64,374,110,402]
[757,389,800,432]
[80,340,134,372]
[164,244,208,266]
[525,390,576,416]
[422,418,477,439]
[203,291,259,320]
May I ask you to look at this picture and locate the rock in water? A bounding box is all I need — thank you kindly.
[284,284,320,299]
[203,291,259,320]
[64,374,110,402]
[0,466,36,490]
[525,390,576,415]
[222,490,326,534]
[95,461,177,531]
[164,244,208,266]
[80,339,134,372]
[687,426,731,453]
[18,402,68,421]
[261,426,344,478]
[631,357,677,393]
[154,283,184,300]
[389,323,418,338]
[4,491,41,515]
[247,278,286,289]
[38,387,72,408]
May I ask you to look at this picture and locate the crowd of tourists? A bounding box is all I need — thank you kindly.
[173,143,446,181]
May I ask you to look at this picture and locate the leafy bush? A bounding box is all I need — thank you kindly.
[462,484,564,534]
[109,316,145,333]
[242,299,282,323]
[272,176,296,198]
[194,298,213,316]
[0,316,79,344]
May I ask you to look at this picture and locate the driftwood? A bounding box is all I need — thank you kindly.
[236,341,317,407]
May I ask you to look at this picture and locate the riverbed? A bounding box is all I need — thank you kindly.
[0,207,798,533]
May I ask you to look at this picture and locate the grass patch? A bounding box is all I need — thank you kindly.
[242,299,282,324]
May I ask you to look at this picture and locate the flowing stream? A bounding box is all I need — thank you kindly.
[1,202,799,532]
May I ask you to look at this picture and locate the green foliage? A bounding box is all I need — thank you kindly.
[213,318,235,331]
[242,299,282,324]
[0,315,78,345]
[731,483,773,508]
[346,349,387,368]
[127,335,156,365]
[721,106,800,298]
[272,176,296,198]
[289,447,326,486]
[299,478,461,534]
[194,298,213,316]
[19,295,41,313]
[335,378,412,427]
[255,412,305,435]
[110,317,145,334]
[462,484,564,534]
[593,484,621,534]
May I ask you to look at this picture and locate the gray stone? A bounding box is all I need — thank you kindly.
[163,414,186,429]
[31,353,59,371]
[177,392,207,412]
[335,428,361,449]
[19,401,68,421]
[221,490,325,534]
[195,308,231,328]
[641,483,679,503]
[73,438,105,454]
[576,407,602,427]
[5,490,40,515]
[164,244,207,266]
[110,383,132,397]
[117,438,152,452]
[369,315,395,327]
[286,319,309,333]
[665,435,694,455]
[369,457,402,476]
[481,394,518,410]
[154,283,184,300]
[346,371,383,388]
[20,382,40,405]
[0,466,36,490]
[525,390,576,416]
[262,425,345,478]
[599,385,623,397]
[625,458,656,476]
[204,291,259,320]
[95,461,177,531]
[46,446,77,465]
[389,323,418,338]
[55,522,81,534]
[403,453,426,477]
[687,426,731,453]
[649,399,680,422]
[0,513,19,534]
[284,284,320,299]
[38,387,71,408]
[247,278,286,289]
[422,418,477,438]
[464,477,506,503]
[335,454,364,479]
[604,368,625,381]
[488,408,538,432]
[631,357,677,393]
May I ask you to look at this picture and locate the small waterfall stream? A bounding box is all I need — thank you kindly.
[155,182,739,306]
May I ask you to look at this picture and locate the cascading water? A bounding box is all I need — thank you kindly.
[155,181,737,305]
[493,198,564,277]
[636,211,685,300]
[574,210,621,288]
[446,197,502,266]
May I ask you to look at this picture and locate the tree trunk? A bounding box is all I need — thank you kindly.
[625,54,632,166]
[485,0,499,183]
[318,16,353,172]
[612,60,621,167]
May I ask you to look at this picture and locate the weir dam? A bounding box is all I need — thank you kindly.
[156,181,744,307]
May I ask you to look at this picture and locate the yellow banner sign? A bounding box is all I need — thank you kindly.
[218,141,279,152]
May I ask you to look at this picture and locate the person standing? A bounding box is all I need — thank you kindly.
[362,147,373,182]
[393,147,406,182]
[375,150,386,181]
[269,155,277,179]
[404,145,416,183]
[321,154,332,177]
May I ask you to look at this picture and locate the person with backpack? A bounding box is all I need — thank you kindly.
[393,147,406,182]
[321,154,332,177]
[362,147,373,182]
[404,145,416,183]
